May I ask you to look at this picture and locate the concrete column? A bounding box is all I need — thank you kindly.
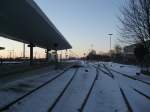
[60,52,62,62]
[65,49,68,60]
[53,43,58,62]
[46,49,50,61]
[54,50,58,69]
[55,50,58,63]
[23,43,25,58]
[28,44,35,65]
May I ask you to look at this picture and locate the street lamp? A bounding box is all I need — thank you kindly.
[108,34,113,66]
[108,34,113,52]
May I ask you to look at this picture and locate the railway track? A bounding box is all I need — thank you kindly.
[95,64,134,112]
[0,66,76,111]
[119,87,133,112]
[1,63,150,112]
[93,65,114,79]
[96,63,150,112]
[48,68,78,112]
[78,67,99,112]
[101,64,150,86]
[132,87,150,100]
[47,66,99,112]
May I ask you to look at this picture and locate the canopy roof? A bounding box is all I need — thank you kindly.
[0,0,72,50]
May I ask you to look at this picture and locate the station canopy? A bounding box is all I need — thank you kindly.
[0,0,72,50]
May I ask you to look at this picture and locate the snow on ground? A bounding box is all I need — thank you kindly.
[0,65,58,87]
[92,61,150,111]
[7,69,76,112]
[101,62,140,76]
[52,66,96,112]
[100,61,150,82]
[112,70,150,97]
[0,68,61,89]
[120,85,150,112]
[113,70,150,112]
[0,62,150,112]
[83,70,127,112]
[0,68,61,108]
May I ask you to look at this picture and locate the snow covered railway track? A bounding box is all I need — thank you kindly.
[93,65,114,79]
[119,88,133,112]
[94,65,133,111]
[96,64,150,111]
[101,64,150,86]
[95,66,150,112]
[22,65,95,112]
[78,68,99,112]
[119,85,150,112]
[0,66,76,112]
[48,68,78,112]
[101,65,150,97]
[47,66,99,112]
[111,68,150,85]
[94,65,134,112]
[132,88,150,100]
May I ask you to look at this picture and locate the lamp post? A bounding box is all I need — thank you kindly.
[108,34,113,66]
[108,34,113,52]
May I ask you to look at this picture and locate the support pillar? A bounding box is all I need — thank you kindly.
[60,50,62,62]
[28,44,35,65]
[65,49,68,60]
[0,47,5,65]
[54,50,58,69]
[55,50,58,63]
[45,49,50,62]
[23,43,25,58]
[53,43,58,69]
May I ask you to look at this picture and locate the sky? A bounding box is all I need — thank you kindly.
[0,0,125,58]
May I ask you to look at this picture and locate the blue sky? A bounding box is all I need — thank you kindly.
[0,0,125,57]
[35,0,125,55]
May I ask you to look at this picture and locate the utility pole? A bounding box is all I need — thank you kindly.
[108,34,113,66]
[108,34,113,52]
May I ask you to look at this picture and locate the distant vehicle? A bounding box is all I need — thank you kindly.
[0,47,5,50]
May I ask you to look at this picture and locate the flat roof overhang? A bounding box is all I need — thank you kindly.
[0,0,72,50]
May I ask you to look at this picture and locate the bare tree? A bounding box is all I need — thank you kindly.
[119,0,150,49]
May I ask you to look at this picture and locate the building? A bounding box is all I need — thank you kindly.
[123,41,150,63]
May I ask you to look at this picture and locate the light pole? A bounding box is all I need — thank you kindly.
[108,34,113,52]
[108,34,113,65]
